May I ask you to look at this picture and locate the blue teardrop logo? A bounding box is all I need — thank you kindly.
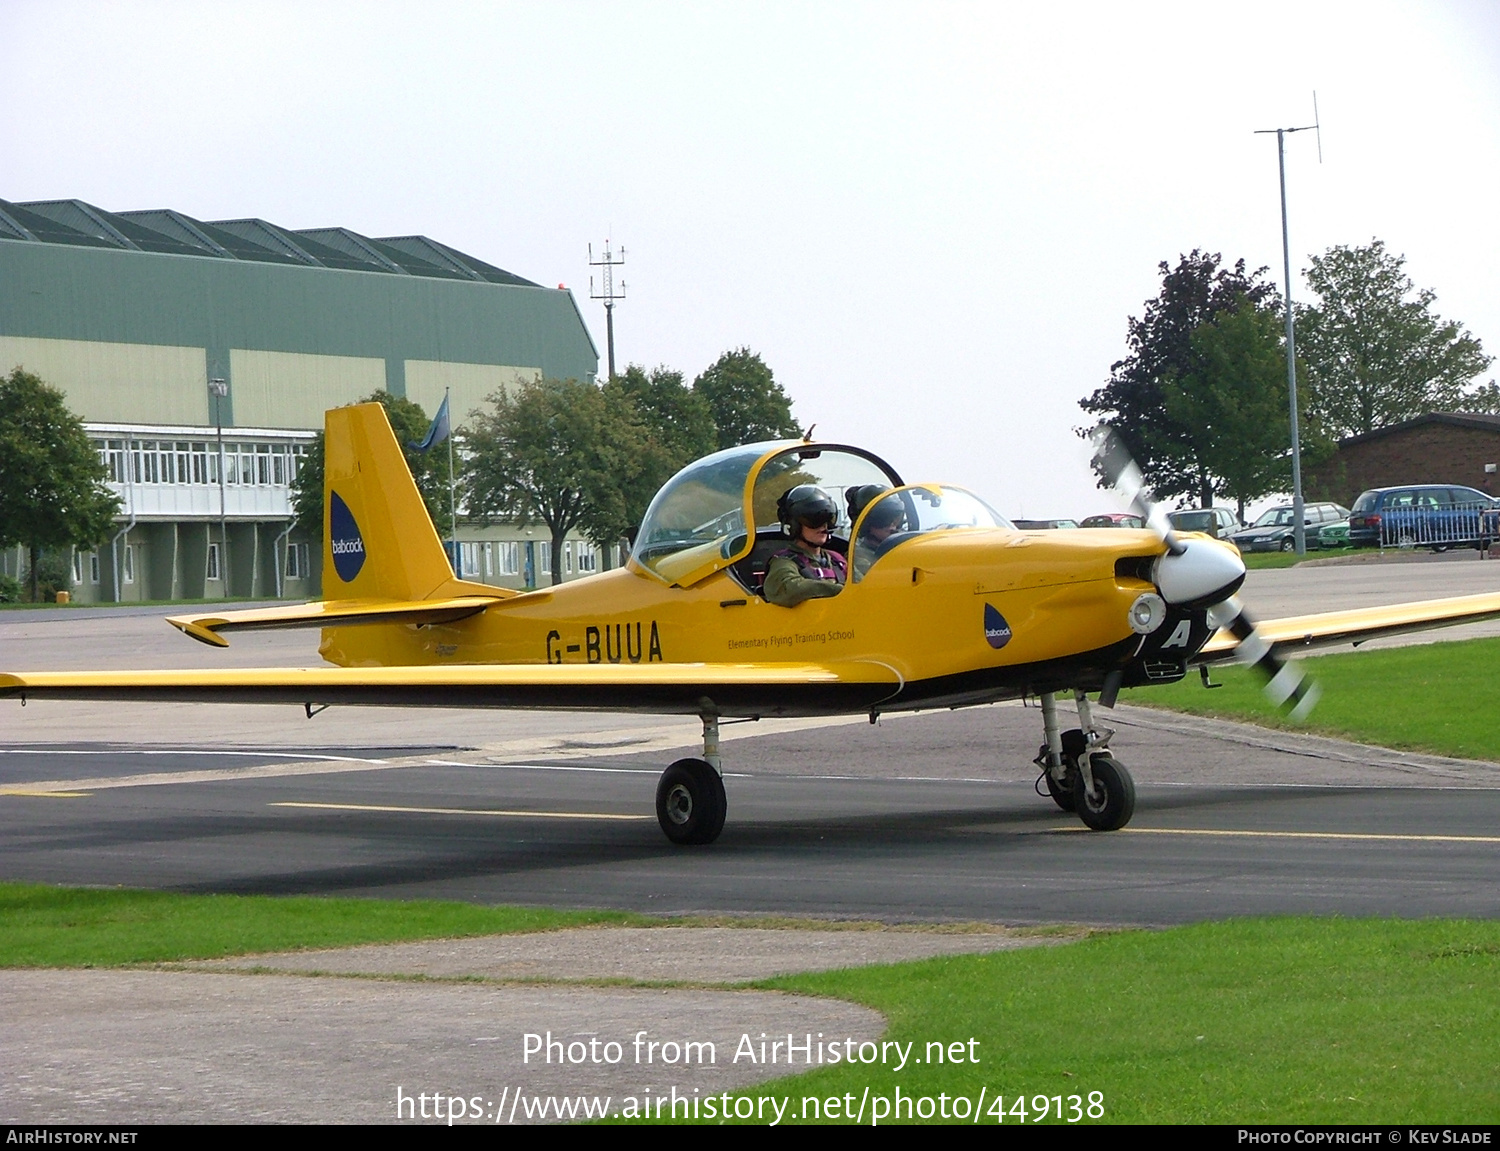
[984,603,1012,649]
[328,490,366,583]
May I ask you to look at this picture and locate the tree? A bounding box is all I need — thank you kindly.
[0,368,120,601]
[1161,296,1300,522]
[291,390,453,541]
[693,348,800,449]
[602,364,718,546]
[1298,240,1494,437]
[1079,251,1279,506]
[463,377,641,586]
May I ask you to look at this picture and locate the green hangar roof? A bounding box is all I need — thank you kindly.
[0,197,598,430]
[0,197,540,285]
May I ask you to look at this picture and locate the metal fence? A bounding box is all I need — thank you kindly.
[1377,500,1500,549]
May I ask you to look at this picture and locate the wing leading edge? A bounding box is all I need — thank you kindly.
[0,660,904,718]
[1194,591,1500,664]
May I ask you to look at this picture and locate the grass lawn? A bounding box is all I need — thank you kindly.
[3,885,1496,1123]
[1119,635,1500,761]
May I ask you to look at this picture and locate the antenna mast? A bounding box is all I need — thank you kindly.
[588,239,626,380]
[1254,92,1322,556]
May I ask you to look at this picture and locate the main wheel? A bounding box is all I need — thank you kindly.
[1075,755,1136,831]
[656,758,727,845]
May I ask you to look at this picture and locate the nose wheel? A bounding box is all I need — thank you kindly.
[1034,691,1136,831]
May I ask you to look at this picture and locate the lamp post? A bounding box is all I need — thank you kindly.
[209,377,229,596]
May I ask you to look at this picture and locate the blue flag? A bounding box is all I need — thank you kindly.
[410,392,451,452]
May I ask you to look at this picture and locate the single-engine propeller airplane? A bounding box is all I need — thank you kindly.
[5,405,1500,844]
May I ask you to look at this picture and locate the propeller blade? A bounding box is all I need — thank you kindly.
[1088,426,1182,553]
[1089,424,1320,720]
[1209,597,1322,720]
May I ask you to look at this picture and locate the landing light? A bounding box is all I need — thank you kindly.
[1128,593,1167,635]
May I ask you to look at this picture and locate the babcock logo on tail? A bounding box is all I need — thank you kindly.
[984,603,1012,649]
[329,490,366,582]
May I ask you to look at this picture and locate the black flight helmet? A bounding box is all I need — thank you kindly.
[846,484,889,524]
[778,485,839,536]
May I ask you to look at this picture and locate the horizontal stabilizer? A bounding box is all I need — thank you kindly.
[166,595,509,648]
[1195,591,1500,664]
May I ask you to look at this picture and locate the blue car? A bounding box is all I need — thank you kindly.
[1347,485,1500,550]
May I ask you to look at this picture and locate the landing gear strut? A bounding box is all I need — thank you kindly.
[656,712,727,845]
[1033,689,1135,831]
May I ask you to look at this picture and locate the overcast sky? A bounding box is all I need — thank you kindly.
[5,1,1498,518]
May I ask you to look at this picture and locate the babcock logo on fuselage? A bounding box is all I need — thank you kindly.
[329,490,367,582]
[983,603,1012,650]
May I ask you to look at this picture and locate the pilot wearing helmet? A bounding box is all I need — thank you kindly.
[846,484,905,580]
[764,485,847,606]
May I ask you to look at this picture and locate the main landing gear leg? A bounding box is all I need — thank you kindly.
[655,711,728,846]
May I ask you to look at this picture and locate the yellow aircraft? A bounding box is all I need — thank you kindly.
[4,405,1499,844]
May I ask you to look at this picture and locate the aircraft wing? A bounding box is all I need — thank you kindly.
[166,595,509,647]
[1194,591,1500,664]
[0,660,904,718]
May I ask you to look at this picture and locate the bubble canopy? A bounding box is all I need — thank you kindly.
[632,441,903,585]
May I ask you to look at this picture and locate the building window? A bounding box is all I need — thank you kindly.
[481,541,493,578]
[577,544,597,573]
[285,542,309,579]
[537,541,551,575]
[459,542,481,578]
[72,550,83,585]
[497,541,520,576]
[206,543,221,582]
[89,552,101,585]
[122,545,135,584]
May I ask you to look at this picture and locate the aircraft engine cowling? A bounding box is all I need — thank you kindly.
[1151,537,1246,609]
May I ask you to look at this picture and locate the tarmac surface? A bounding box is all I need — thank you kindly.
[3,554,1500,1122]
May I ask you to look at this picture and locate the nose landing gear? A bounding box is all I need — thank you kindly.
[1033,689,1136,831]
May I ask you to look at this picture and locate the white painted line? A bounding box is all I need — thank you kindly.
[1058,826,1500,845]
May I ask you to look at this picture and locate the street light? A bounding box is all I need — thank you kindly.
[209,377,229,596]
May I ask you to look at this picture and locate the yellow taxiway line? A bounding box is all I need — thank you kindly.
[270,801,650,821]
[1082,826,1500,845]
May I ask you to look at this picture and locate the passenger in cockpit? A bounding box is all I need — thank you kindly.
[764,485,846,606]
[848,488,906,579]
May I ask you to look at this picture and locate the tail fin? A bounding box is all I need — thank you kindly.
[323,402,477,602]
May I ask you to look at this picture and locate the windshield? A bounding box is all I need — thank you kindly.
[1252,507,1295,528]
[851,485,1012,581]
[633,443,769,580]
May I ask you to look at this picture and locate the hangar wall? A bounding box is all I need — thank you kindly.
[0,198,602,603]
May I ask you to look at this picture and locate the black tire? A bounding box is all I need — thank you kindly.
[1279,537,1295,552]
[656,758,727,845]
[1075,755,1136,831]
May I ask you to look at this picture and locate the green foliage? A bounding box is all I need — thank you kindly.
[464,377,642,584]
[694,348,800,450]
[290,391,453,541]
[1162,296,1311,520]
[1080,252,1280,507]
[1299,240,1494,437]
[0,573,22,602]
[603,364,719,544]
[0,368,120,601]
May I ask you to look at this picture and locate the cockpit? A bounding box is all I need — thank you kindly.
[631,440,1012,594]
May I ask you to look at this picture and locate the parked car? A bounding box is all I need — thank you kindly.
[1079,513,1146,528]
[1347,486,1500,550]
[1011,518,1079,530]
[1316,518,1351,549]
[1231,502,1350,552]
[1167,507,1240,539]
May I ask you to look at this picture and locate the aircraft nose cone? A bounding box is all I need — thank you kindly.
[1153,538,1246,608]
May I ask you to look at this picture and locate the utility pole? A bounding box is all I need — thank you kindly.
[1255,95,1321,556]
[209,376,229,596]
[588,239,626,380]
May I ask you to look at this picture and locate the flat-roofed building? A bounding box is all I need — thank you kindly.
[0,196,601,601]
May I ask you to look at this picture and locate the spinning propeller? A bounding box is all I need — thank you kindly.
[1089,426,1320,720]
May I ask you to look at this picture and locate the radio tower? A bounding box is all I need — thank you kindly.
[589,239,626,380]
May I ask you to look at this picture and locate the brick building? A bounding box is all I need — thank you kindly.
[1306,412,1500,506]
